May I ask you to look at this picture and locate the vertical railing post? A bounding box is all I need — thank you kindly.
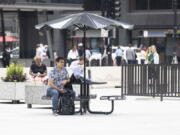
[121,65,124,98]
[160,64,163,101]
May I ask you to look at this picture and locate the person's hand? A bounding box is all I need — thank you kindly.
[36,73,41,77]
[61,80,68,85]
[32,73,38,77]
[38,73,45,77]
[59,89,67,93]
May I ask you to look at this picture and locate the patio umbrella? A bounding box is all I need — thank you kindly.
[35,12,134,83]
[0,35,19,42]
[36,12,133,30]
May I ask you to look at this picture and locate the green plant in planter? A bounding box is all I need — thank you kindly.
[3,62,26,82]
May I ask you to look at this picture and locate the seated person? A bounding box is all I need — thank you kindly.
[70,57,91,83]
[47,57,75,115]
[70,57,84,79]
[29,56,47,78]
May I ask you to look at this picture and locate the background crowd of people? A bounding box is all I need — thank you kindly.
[32,42,180,69]
[66,43,161,67]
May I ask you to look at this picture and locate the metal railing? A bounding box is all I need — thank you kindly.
[121,64,180,101]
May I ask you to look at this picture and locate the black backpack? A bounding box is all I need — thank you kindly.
[58,94,75,115]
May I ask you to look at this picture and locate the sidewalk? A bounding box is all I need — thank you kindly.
[0,88,180,135]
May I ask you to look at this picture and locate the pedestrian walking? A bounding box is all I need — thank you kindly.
[115,46,123,66]
[126,44,136,64]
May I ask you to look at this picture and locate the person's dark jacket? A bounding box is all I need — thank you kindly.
[2,50,11,67]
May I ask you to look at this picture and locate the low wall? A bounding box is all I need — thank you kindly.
[0,66,122,86]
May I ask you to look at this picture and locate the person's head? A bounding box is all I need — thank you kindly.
[151,45,157,53]
[142,47,147,51]
[39,43,44,48]
[78,43,83,48]
[55,57,65,68]
[72,45,77,51]
[147,46,152,53]
[128,44,132,48]
[34,56,42,66]
[79,57,84,65]
[5,47,10,52]
[44,45,48,48]
[36,44,40,48]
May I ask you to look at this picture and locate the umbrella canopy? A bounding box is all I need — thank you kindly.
[35,12,134,30]
[0,36,19,42]
[35,12,134,85]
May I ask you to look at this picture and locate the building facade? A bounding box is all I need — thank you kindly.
[1,0,179,64]
[0,0,83,59]
[117,0,180,63]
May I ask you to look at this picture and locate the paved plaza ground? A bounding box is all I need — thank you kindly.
[0,88,180,135]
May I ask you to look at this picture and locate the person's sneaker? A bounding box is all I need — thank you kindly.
[52,110,59,116]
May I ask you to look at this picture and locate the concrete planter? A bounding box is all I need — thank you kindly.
[0,82,28,102]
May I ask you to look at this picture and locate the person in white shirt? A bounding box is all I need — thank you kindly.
[70,57,84,79]
[36,44,42,56]
[115,46,123,66]
[85,48,91,61]
[151,45,159,64]
[36,43,45,59]
[42,45,49,59]
[69,57,91,83]
[67,45,79,65]
[148,45,159,80]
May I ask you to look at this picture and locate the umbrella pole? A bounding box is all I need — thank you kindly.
[83,26,86,91]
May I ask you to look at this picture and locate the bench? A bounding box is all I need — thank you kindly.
[100,95,126,101]
[41,94,97,102]
[41,94,97,113]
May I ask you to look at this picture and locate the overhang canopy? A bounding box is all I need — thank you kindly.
[0,3,83,11]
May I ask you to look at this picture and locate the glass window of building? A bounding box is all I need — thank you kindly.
[149,0,172,9]
[129,0,148,10]
[129,0,175,10]
[0,12,20,59]
[84,0,101,11]
[177,0,180,9]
